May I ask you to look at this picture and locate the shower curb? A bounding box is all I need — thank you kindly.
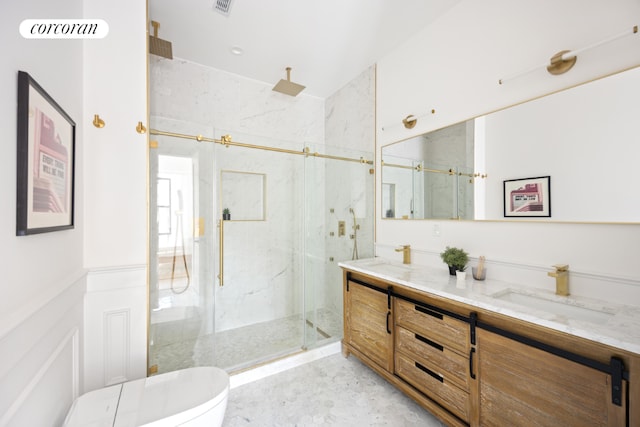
[229,341,342,389]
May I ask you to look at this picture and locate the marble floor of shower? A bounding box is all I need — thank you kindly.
[149,306,343,375]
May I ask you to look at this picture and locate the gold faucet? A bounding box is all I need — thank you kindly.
[548,264,569,296]
[395,245,411,264]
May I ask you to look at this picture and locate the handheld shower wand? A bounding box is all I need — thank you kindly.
[349,207,360,260]
[171,190,191,294]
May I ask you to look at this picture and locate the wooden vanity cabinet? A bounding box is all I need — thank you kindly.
[342,269,637,427]
[343,271,476,427]
[343,275,394,372]
[477,328,627,427]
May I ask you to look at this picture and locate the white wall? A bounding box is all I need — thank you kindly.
[83,2,147,269]
[376,0,640,305]
[2,0,147,424]
[82,0,148,393]
[0,1,85,425]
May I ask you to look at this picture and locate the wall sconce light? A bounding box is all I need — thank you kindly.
[381,109,436,132]
[402,115,417,129]
[499,24,638,85]
[93,114,105,128]
[546,49,577,75]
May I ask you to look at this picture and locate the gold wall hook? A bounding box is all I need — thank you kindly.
[402,115,417,129]
[136,121,147,134]
[93,114,105,128]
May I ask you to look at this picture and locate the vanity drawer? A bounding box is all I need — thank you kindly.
[395,351,470,423]
[395,298,469,354]
[395,326,470,392]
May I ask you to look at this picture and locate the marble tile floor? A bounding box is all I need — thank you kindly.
[150,307,344,374]
[223,353,445,427]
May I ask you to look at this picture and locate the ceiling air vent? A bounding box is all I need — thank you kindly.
[214,0,234,16]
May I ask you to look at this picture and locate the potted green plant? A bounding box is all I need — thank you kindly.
[222,208,231,220]
[440,246,468,276]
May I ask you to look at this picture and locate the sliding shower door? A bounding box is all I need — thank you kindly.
[212,132,306,370]
[148,128,375,374]
[148,135,215,375]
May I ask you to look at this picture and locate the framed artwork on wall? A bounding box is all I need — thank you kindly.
[503,176,551,218]
[16,71,76,235]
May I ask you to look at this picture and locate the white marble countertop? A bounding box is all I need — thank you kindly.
[339,257,640,355]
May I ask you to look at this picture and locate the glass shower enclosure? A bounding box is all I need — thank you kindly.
[148,128,374,374]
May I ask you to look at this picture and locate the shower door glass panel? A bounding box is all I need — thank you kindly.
[149,137,215,375]
[213,132,305,370]
[303,144,375,349]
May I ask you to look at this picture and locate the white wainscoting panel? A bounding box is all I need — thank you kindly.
[0,272,85,427]
[2,329,79,427]
[84,265,147,392]
[104,309,131,385]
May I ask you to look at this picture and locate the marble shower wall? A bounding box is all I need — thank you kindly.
[150,56,374,334]
[150,57,324,144]
[322,66,376,316]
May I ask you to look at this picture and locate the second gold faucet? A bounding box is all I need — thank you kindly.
[395,245,411,264]
[548,264,569,296]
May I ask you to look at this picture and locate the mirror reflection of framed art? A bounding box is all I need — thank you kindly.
[503,176,551,218]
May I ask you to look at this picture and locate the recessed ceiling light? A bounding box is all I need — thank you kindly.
[230,46,244,55]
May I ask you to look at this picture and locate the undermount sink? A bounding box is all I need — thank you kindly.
[357,259,413,275]
[492,289,615,324]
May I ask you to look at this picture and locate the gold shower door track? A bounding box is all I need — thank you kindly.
[149,129,373,165]
[381,161,487,180]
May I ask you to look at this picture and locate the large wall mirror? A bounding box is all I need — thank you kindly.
[381,65,640,223]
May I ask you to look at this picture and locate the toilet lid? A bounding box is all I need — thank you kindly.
[115,366,229,426]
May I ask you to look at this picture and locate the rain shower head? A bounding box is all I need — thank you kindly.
[149,21,173,59]
[272,67,305,96]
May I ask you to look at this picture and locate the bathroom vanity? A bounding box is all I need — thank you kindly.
[340,258,640,427]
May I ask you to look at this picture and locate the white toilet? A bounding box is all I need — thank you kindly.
[63,367,229,426]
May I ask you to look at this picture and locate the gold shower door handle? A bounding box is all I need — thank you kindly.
[218,219,224,286]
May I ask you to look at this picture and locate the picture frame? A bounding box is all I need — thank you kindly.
[503,176,551,218]
[16,71,76,235]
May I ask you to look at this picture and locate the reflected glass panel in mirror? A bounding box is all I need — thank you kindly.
[381,66,640,223]
[382,121,475,220]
